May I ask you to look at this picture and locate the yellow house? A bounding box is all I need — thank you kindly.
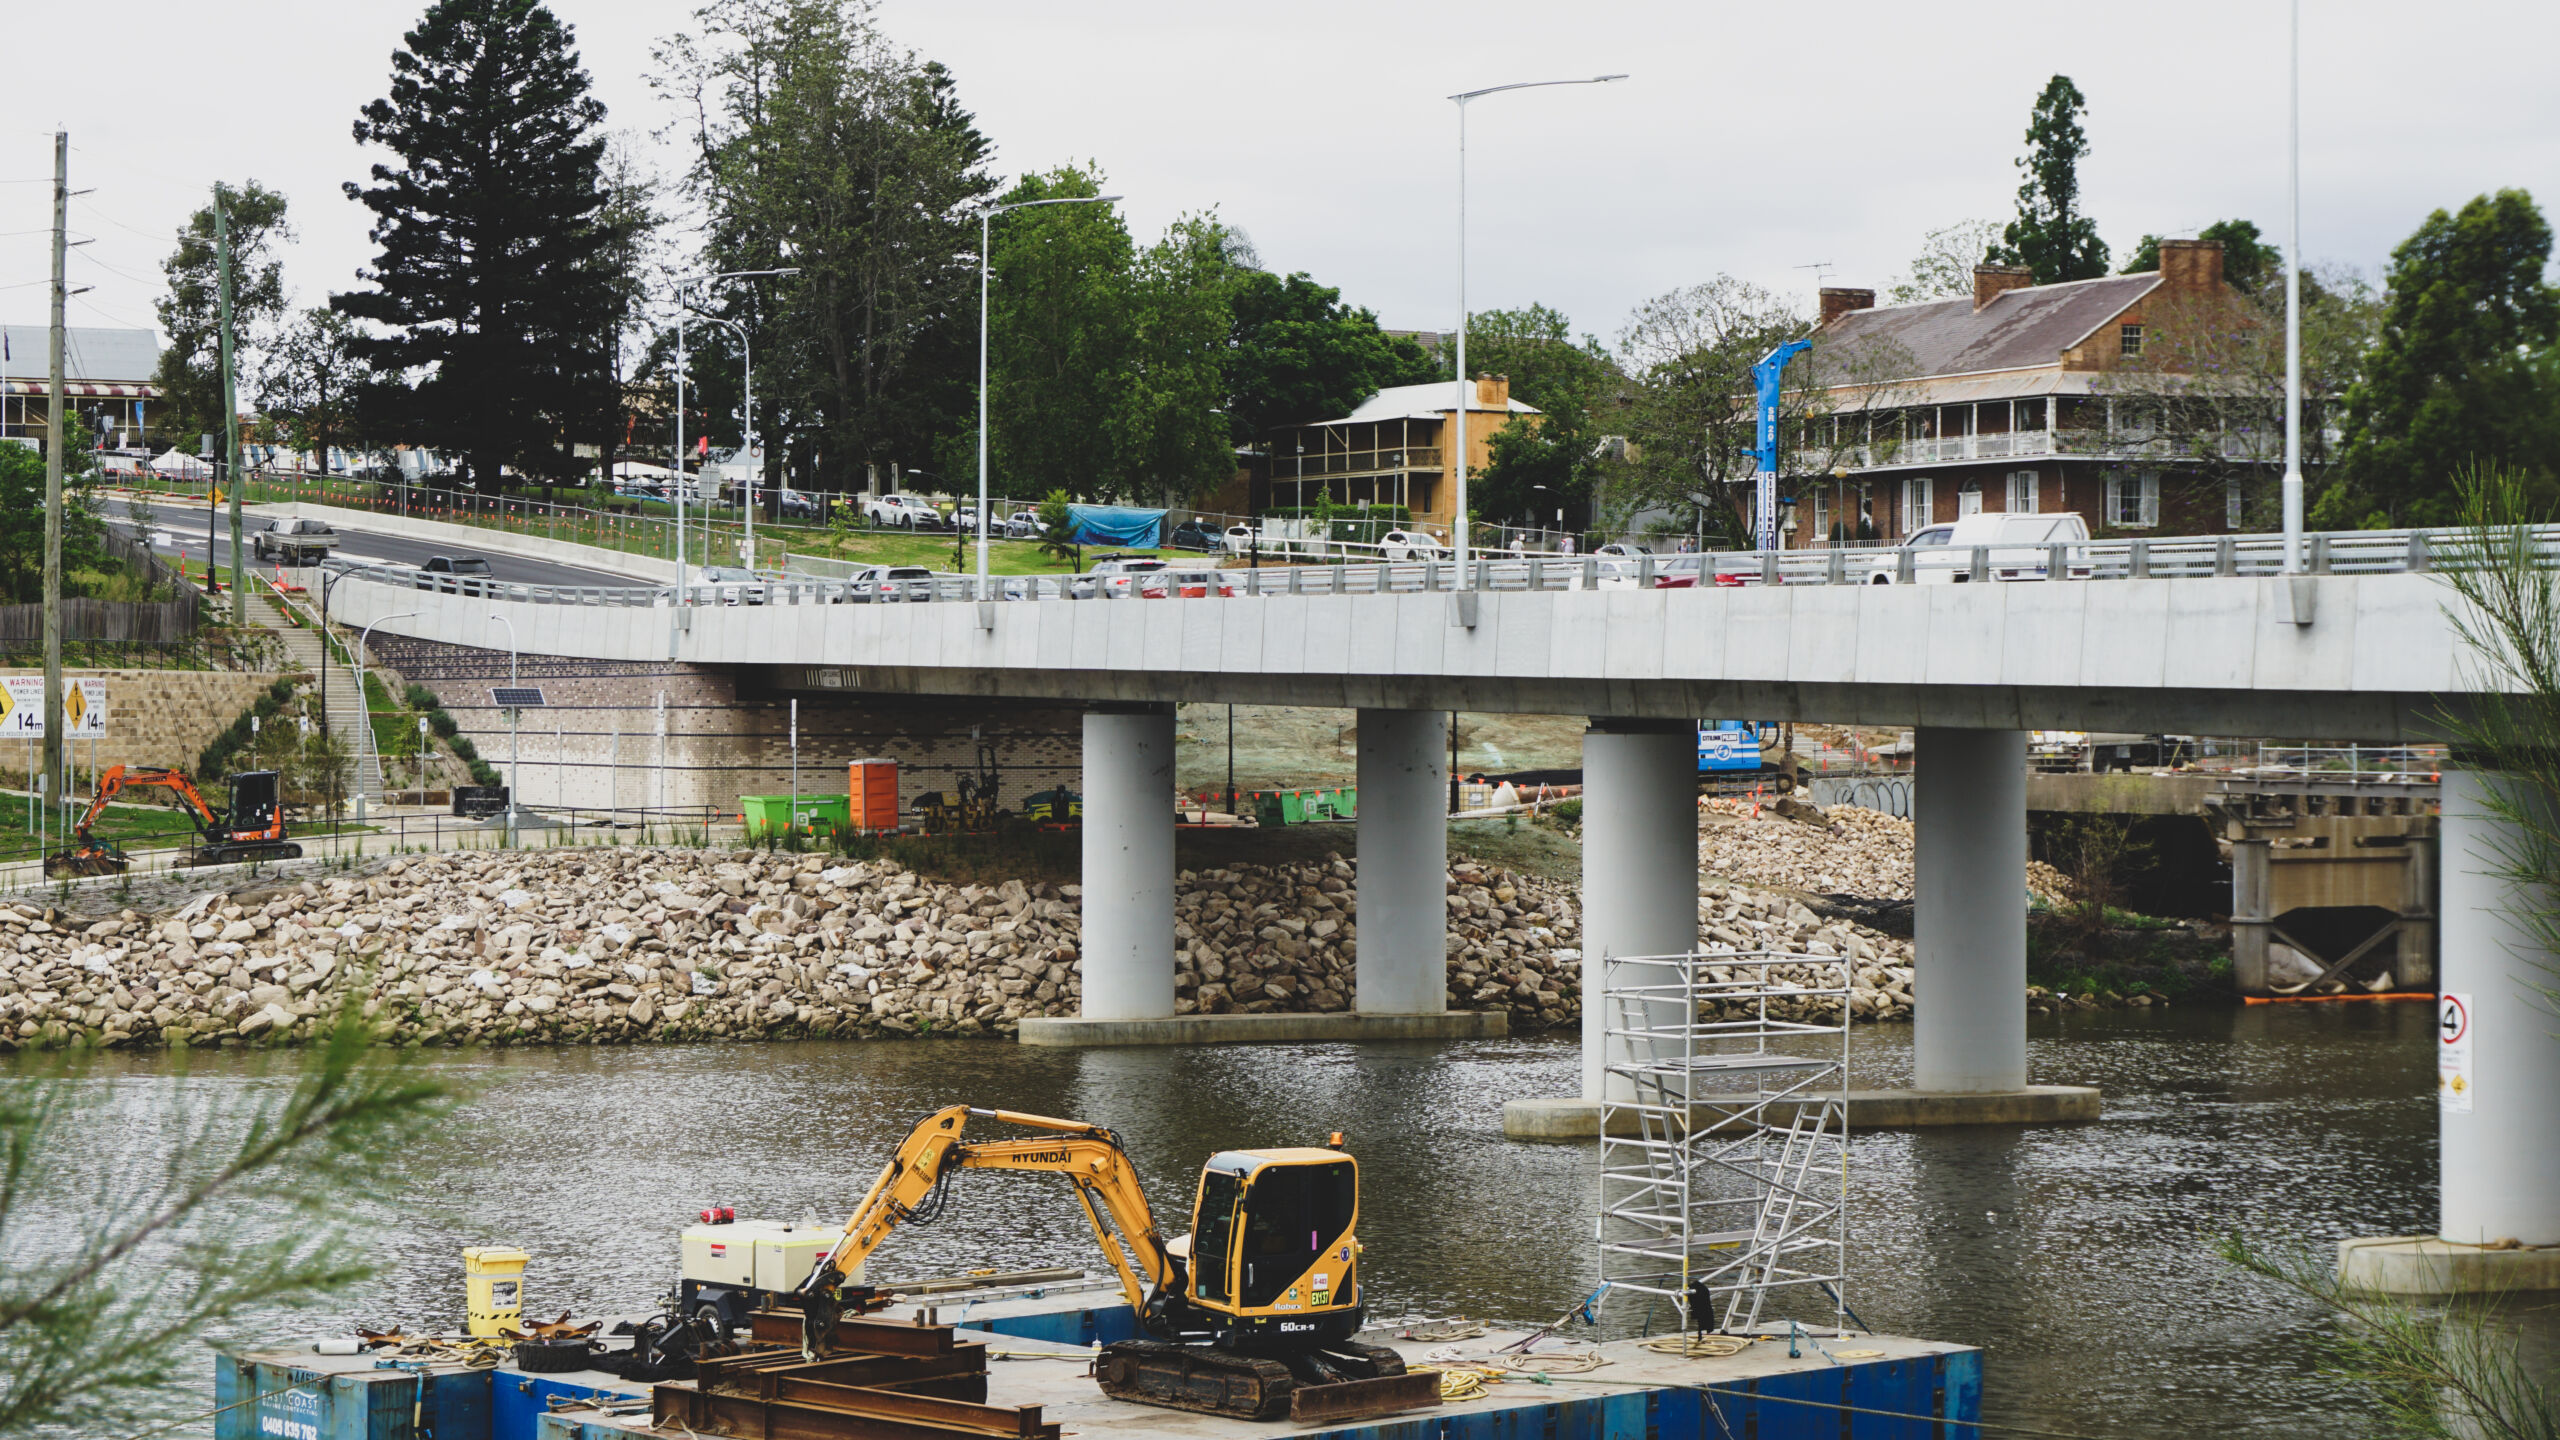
[1260,375,1539,535]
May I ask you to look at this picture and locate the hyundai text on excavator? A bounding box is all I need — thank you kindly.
[44,765,301,878]
[790,1105,1437,1425]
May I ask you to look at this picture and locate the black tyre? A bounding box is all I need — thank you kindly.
[513,1338,594,1373]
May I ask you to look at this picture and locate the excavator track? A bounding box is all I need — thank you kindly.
[1096,1339,1296,1421]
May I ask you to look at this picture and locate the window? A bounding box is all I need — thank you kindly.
[2120,324,2145,357]
[1193,1170,1242,1302]
[1237,1161,1357,1308]
[1901,477,1933,533]
[2006,470,2040,515]
[1958,480,1983,517]
[2226,478,2243,530]
[2106,470,2161,528]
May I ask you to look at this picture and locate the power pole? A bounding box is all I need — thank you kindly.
[215,194,246,621]
[42,130,66,811]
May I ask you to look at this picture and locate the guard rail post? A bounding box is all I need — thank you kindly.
[1762,552,1780,586]
[1896,547,1915,584]
[1824,548,1843,585]
[2129,539,2150,578]
[2407,532,2430,572]
[1968,546,1989,583]
[2309,534,2333,574]
[2047,542,2068,578]
[2215,536,2237,576]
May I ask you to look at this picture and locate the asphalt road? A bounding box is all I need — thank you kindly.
[98,498,657,588]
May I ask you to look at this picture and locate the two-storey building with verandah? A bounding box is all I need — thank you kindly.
[1785,239,2298,547]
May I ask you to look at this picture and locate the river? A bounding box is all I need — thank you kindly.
[18,1001,2547,1438]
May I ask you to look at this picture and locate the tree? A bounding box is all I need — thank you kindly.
[0,1007,455,1434]
[1612,276,1807,545]
[1223,269,1435,444]
[1987,75,2108,284]
[336,0,625,488]
[1888,219,2002,304]
[258,309,367,474]
[659,1,994,492]
[2121,219,2282,292]
[0,422,102,606]
[1457,305,1617,528]
[153,182,291,450]
[2316,190,2560,529]
[1117,214,1246,505]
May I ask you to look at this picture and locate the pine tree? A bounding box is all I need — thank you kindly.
[336,0,622,487]
[1988,76,2109,285]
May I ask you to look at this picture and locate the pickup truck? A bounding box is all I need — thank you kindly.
[252,516,339,563]
[413,554,494,595]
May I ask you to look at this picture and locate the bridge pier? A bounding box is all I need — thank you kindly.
[2339,769,2560,1294]
[1076,705,1177,1021]
[1354,708,1449,1015]
[1503,718,1697,1136]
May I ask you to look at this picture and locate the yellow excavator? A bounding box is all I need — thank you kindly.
[792,1105,1432,1423]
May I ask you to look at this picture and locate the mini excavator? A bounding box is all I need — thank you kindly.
[792,1105,1435,1423]
[44,765,301,878]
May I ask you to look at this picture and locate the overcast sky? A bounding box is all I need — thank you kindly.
[5,0,2556,357]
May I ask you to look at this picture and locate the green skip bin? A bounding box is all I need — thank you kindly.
[740,794,852,839]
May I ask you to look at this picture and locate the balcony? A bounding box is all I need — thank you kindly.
[1273,447,1443,479]
[1824,427,2337,472]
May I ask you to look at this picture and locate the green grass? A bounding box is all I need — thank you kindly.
[0,790,213,858]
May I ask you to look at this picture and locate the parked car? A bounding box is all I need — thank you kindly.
[1071,554,1170,598]
[1136,567,1242,599]
[1167,518,1223,552]
[1222,523,1258,555]
[1647,554,1708,588]
[1868,511,2091,584]
[693,564,768,605]
[1378,529,1446,562]
[778,489,822,520]
[1594,542,1654,559]
[863,494,942,529]
[1004,510,1048,538]
[414,554,493,594]
[252,516,339,564]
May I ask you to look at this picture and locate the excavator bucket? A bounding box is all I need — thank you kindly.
[44,847,127,879]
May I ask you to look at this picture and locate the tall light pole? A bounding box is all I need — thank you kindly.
[975,194,1120,595]
[1449,75,1624,582]
[670,268,797,594]
[692,313,756,568]
[2281,0,2305,573]
[488,612,518,840]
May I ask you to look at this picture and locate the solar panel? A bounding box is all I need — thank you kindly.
[490,687,547,709]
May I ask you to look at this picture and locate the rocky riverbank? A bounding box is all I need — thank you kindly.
[0,839,2163,1053]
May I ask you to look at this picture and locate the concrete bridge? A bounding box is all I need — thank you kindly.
[307,512,2557,1281]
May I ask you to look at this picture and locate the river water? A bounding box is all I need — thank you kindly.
[22,1001,2549,1438]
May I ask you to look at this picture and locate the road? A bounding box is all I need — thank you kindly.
[97,498,658,589]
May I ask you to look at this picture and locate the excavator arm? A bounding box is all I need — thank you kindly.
[68,765,222,847]
[796,1105,1180,1358]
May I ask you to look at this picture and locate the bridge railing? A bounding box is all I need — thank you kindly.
[310,522,2560,610]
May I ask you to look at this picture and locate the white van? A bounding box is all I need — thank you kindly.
[1869,510,2090,584]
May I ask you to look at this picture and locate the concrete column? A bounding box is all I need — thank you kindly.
[1579,719,1699,1102]
[2439,769,2560,1247]
[1913,726,2028,1094]
[1354,708,1448,1015]
[1080,706,1175,1020]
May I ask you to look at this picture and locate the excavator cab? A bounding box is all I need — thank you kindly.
[1185,1150,1363,1350]
[227,770,283,839]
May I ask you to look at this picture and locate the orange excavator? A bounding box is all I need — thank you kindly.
[44,765,301,877]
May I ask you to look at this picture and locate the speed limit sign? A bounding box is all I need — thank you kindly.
[2438,992,2473,1113]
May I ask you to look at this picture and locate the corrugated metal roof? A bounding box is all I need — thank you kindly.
[1815,275,2157,382]
[1310,381,1541,427]
[0,326,163,386]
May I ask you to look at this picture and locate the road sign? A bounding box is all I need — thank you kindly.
[491,686,546,710]
[0,678,104,738]
[2438,992,2473,1113]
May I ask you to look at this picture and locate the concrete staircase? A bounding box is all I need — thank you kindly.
[246,592,385,805]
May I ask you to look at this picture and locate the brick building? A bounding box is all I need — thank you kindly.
[1786,240,2292,546]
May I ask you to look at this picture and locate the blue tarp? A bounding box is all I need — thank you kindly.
[1064,504,1164,549]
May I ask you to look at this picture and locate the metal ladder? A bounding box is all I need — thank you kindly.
[1722,1100,1841,1334]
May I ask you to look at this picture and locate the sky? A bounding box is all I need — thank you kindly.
[4,0,2557,358]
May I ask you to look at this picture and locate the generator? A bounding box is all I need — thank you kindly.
[677,1214,853,1333]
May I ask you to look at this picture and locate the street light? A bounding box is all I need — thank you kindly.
[670,268,799,597]
[2282,0,2305,575]
[974,194,1121,596]
[690,312,758,569]
[488,612,518,841]
[1448,74,1625,585]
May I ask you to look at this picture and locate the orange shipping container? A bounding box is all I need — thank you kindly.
[849,758,900,833]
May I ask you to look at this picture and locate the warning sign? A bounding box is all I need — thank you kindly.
[2439,992,2473,1113]
[0,678,106,739]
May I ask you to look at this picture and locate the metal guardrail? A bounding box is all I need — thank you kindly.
[308,523,2560,611]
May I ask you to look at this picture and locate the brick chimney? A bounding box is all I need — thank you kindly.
[1973,263,2034,309]
[1819,287,1876,326]
[1474,373,1510,407]
[2156,238,2225,290]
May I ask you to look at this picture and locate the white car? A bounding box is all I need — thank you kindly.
[1868,511,2092,584]
[1004,510,1047,538]
[863,494,942,529]
[1378,529,1447,562]
[1072,555,1170,598]
[692,564,768,605]
[1222,523,1258,555]
[1594,542,1654,559]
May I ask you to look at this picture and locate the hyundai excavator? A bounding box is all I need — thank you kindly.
[791,1105,1435,1424]
[44,765,301,877]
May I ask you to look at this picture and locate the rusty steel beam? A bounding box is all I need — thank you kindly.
[749,1309,958,1357]
[1287,1371,1444,1426]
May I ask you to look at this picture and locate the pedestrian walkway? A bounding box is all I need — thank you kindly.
[242,579,384,804]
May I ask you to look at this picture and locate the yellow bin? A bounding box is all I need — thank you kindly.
[462,1246,529,1337]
